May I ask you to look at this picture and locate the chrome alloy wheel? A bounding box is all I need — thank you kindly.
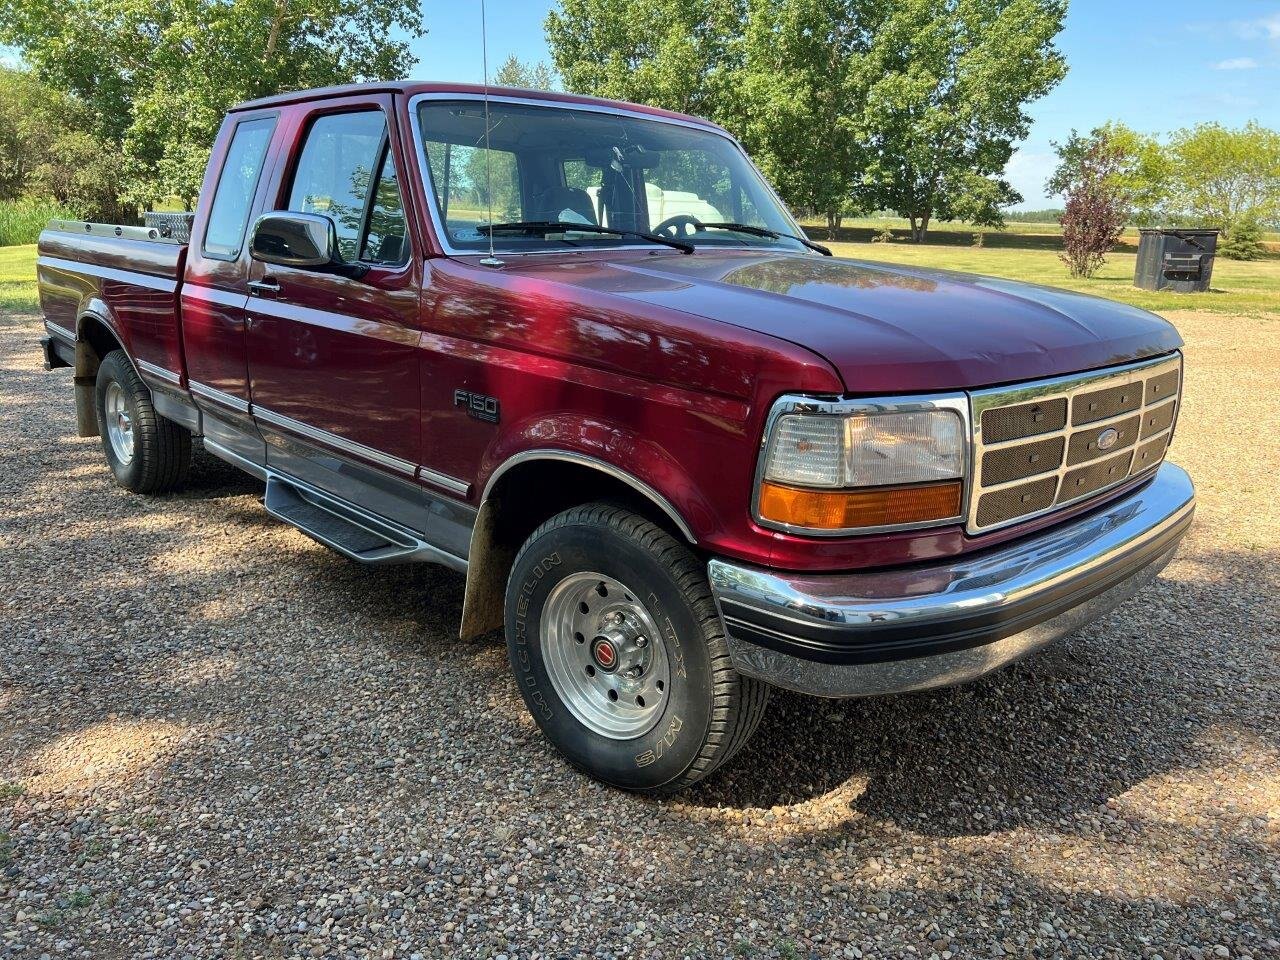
[541,572,671,739]
[104,381,135,465]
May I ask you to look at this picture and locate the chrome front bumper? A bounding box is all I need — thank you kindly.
[708,463,1195,698]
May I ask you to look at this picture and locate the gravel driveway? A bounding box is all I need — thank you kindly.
[1,309,1277,960]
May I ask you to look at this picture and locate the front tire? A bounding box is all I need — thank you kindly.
[505,503,769,793]
[95,349,191,493]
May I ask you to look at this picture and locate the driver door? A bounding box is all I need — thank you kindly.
[244,96,426,530]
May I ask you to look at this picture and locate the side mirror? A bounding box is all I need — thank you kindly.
[249,212,367,279]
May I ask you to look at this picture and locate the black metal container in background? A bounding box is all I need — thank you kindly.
[1134,228,1219,292]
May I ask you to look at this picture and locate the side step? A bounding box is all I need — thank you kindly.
[263,475,464,568]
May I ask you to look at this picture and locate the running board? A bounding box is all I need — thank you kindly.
[263,475,465,569]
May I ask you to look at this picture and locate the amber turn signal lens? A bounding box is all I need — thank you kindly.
[759,480,963,530]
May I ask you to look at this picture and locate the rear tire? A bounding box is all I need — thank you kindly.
[95,349,191,493]
[505,503,769,793]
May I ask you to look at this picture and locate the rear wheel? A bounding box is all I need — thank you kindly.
[505,503,769,793]
[95,349,191,493]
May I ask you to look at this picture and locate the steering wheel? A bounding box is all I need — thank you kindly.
[652,214,703,238]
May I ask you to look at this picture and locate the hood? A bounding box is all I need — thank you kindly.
[501,251,1183,393]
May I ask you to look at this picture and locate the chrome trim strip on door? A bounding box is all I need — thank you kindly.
[136,358,183,386]
[254,405,418,478]
[189,380,251,414]
[406,91,811,260]
[418,466,471,497]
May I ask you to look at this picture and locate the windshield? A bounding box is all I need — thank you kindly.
[415,98,808,254]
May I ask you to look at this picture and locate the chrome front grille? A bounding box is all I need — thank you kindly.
[968,354,1182,533]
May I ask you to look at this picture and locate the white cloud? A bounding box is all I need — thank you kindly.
[1234,12,1280,41]
[1214,56,1258,70]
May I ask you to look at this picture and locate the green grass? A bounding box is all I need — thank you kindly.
[2,231,1276,323]
[800,214,1280,247]
[826,239,1280,317]
[0,198,80,247]
[0,244,39,314]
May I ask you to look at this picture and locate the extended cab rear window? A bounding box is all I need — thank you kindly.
[203,116,276,260]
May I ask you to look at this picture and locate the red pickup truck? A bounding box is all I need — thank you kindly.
[38,82,1195,793]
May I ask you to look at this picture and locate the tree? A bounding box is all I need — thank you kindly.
[0,0,425,209]
[494,55,557,91]
[1218,217,1264,261]
[1058,132,1127,279]
[0,66,127,220]
[853,0,1068,242]
[544,0,742,118]
[732,0,874,237]
[1048,122,1169,225]
[545,1,1067,241]
[1165,122,1280,237]
[542,0,873,237]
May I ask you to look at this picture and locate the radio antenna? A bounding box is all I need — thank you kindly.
[479,0,503,267]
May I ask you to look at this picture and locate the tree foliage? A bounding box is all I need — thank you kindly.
[1048,122,1169,225]
[1166,122,1280,238]
[853,0,1067,241]
[1218,217,1264,261]
[493,55,557,91]
[732,0,870,237]
[545,0,1067,242]
[1058,132,1127,279]
[545,0,742,117]
[0,0,425,209]
[0,66,127,219]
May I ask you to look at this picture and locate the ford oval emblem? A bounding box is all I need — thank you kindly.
[1097,427,1120,450]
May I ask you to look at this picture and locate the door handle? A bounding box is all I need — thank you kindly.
[248,277,281,297]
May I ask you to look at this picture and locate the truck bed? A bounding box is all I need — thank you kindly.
[38,220,189,382]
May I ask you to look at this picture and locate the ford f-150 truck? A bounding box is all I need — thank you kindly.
[38,82,1195,793]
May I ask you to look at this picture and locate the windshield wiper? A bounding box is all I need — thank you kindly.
[698,222,832,256]
[477,221,694,255]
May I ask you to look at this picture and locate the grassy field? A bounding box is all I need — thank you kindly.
[800,214,1280,248]
[0,244,38,315]
[827,241,1280,317]
[3,235,1276,321]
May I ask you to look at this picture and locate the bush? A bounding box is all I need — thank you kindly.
[972,230,985,247]
[1059,136,1128,279]
[872,227,895,243]
[1219,220,1265,261]
[0,197,81,246]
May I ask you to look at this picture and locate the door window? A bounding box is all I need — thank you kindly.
[203,115,276,259]
[287,110,408,265]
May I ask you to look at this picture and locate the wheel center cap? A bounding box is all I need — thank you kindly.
[590,636,619,672]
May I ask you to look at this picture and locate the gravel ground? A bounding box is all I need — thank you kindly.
[1,308,1277,960]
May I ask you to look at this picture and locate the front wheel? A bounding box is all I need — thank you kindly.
[505,503,769,793]
[95,349,191,493]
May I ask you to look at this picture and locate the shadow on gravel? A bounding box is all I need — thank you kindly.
[683,547,1279,837]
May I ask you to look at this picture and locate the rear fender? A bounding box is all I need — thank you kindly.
[73,303,136,438]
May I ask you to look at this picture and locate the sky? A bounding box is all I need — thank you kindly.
[4,1,1276,208]
[406,0,1280,209]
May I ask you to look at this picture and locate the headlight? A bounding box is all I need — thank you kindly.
[757,401,967,533]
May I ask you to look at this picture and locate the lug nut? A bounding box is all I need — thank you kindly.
[627,666,643,678]
[634,635,647,647]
